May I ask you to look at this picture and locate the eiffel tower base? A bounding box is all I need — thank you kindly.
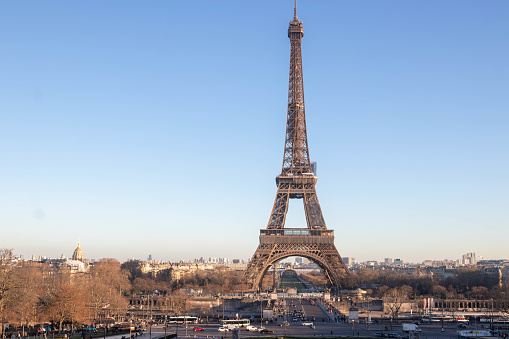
[244,230,348,293]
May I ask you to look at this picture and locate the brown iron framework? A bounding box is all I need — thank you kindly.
[244,3,348,292]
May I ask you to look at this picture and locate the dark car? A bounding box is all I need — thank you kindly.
[259,329,274,334]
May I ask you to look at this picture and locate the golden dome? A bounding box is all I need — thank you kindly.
[72,242,84,261]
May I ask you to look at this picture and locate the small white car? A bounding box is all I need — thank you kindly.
[302,322,314,326]
[246,326,259,332]
[218,327,228,332]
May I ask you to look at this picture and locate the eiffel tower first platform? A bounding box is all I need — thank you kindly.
[244,3,349,292]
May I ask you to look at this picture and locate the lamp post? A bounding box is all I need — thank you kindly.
[260,297,263,329]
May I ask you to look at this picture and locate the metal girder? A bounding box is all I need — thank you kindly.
[245,241,348,292]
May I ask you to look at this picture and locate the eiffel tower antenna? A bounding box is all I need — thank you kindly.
[244,3,348,293]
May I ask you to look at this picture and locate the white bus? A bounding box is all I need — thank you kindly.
[220,319,250,327]
[168,316,198,324]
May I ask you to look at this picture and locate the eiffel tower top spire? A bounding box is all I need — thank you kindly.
[283,1,309,176]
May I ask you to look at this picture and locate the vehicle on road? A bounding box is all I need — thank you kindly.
[221,319,250,327]
[217,327,228,332]
[279,321,290,327]
[259,328,273,334]
[192,327,204,332]
[246,326,259,332]
[302,322,313,326]
[168,316,198,324]
[388,333,401,338]
[402,323,421,333]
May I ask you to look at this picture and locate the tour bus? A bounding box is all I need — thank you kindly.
[220,319,250,327]
[168,316,198,324]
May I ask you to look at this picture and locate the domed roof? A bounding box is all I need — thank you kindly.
[72,242,84,261]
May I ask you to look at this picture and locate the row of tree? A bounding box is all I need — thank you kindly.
[0,251,251,336]
[0,251,132,335]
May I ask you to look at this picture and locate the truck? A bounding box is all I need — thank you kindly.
[402,323,422,333]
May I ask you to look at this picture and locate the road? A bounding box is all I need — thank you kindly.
[145,299,505,338]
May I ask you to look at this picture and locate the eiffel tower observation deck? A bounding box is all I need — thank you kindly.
[244,2,348,293]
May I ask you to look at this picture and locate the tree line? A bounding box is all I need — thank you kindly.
[0,250,249,337]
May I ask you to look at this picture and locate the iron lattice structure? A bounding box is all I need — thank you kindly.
[244,4,348,292]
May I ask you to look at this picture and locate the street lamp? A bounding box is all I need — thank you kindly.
[260,297,263,328]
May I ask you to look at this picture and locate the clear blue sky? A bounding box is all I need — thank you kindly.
[1,1,508,263]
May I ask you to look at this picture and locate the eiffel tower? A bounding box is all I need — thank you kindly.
[244,2,348,292]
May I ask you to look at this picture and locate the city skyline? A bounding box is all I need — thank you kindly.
[1,1,508,263]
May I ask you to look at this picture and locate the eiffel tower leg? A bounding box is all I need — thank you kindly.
[245,243,277,292]
[267,186,290,229]
[245,241,349,293]
[303,188,326,229]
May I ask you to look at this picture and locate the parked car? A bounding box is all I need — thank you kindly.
[192,327,204,331]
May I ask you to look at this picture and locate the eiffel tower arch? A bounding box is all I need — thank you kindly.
[244,3,348,293]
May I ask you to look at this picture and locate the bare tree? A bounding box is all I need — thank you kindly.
[42,283,90,333]
[0,249,15,339]
[89,259,130,321]
[384,286,411,328]
[10,263,41,335]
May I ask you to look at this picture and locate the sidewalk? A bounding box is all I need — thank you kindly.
[316,300,336,322]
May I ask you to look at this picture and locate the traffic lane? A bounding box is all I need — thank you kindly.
[300,299,328,323]
[152,322,474,339]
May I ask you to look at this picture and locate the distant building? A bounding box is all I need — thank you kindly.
[462,252,476,265]
[394,258,403,266]
[295,257,303,264]
[72,243,84,262]
[343,257,355,265]
[384,258,394,265]
[148,254,152,261]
